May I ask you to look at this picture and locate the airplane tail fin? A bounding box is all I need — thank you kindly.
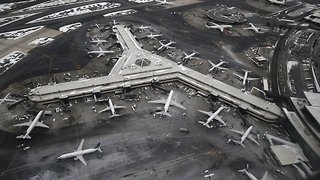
[198,121,211,128]
[232,140,245,147]
[156,111,171,117]
[16,134,31,139]
[109,114,121,118]
[95,143,102,153]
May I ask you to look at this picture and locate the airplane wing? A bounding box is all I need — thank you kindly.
[114,105,126,109]
[230,129,244,136]
[243,27,252,30]
[76,155,87,165]
[148,99,166,105]
[247,134,260,145]
[198,110,214,117]
[35,121,49,128]
[261,171,268,180]
[216,66,228,70]
[214,115,226,126]
[98,107,111,113]
[233,73,244,80]
[99,47,103,51]
[183,52,187,56]
[247,77,259,81]
[170,100,186,109]
[97,53,104,58]
[14,121,32,127]
[77,139,84,151]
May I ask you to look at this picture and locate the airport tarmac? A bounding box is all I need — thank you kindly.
[0,83,298,179]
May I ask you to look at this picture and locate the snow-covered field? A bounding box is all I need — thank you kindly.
[128,0,153,3]
[0,26,43,40]
[16,0,96,13]
[0,0,36,12]
[0,13,38,27]
[28,37,54,46]
[0,51,26,74]
[28,2,121,24]
[103,9,137,17]
[59,22,82,33]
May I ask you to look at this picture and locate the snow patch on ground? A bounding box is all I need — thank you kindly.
[0,26,43,40]
[0,0,36,12]
[128,0,153,3]
[28,37,54,46]
[59,22,82,33]
[0,51,26,74]
[0,13,38,27]
[27,2,121,24]
[103,9,137,17]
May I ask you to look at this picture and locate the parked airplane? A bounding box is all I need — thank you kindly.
[208,60,228,72]
[155,0,174,5]
[206,22,232,32]
[148,90,186,116]
[238,165,268,180]
[87,47,114,58]
[0,93,17,104]
[243,23,267,33]
[183,50,198,61]
[198,106,227,128]
[138,25,151,31]
[14,110,49,139]
[147,33,162,39]
[230,126,260,146]
[98,98,126,118]
[157,41,175,51]
[58,139,102,166]
[234,70,259,87]
[89,37,108,45]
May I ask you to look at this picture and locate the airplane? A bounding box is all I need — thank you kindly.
[230,125,260,147]
[155,0,174,5]
[94,23,101,29]
[146,33,162,39]
[58,139,102,166]
[208,60,228,72]
[243,23,268,33]
[87,47,114,58]
[238,165,268,180]
[198,106,227,128]
[205,22,232,32]
[89,37,108,45]
[182,50,198,61]
[98,98,126,118]
[0,93,17,104]
[138,25,151,31]
[157,40,175,51]
[148,90,186,116]
[234,70,259,87]
[14,110,49,139]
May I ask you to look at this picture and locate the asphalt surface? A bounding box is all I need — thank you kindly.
[0,0,314,179]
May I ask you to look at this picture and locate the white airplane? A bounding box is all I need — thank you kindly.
[14,110,49,139]
[205,22,232,32]
[87,47,114,58]
[238,165,268,180]
[58,139,102,166]
[98,98,126,118]
[230,125,260,147]
[89,37,108,45]
[198,106,227,128]
[94,23,101,29]
[138,25,151,31]
[243,23,267,33]
[147,33,162,39]
[208,60,228,72]
[182,50,198,61]
[155,0,174,5]
[157,41,175,51]
[234,70,259,87]
[148,90,186,116]
[0,93,17,104]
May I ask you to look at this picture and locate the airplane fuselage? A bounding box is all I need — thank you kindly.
[242,71,249,86]
[210,61,225,72]
[25,110,44,137]
[242,170,258,180]
[205,106,225,125]
[58,148,98,159]
[241,125,253,143]
[108,98,115,115]
[163,90,174,114]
